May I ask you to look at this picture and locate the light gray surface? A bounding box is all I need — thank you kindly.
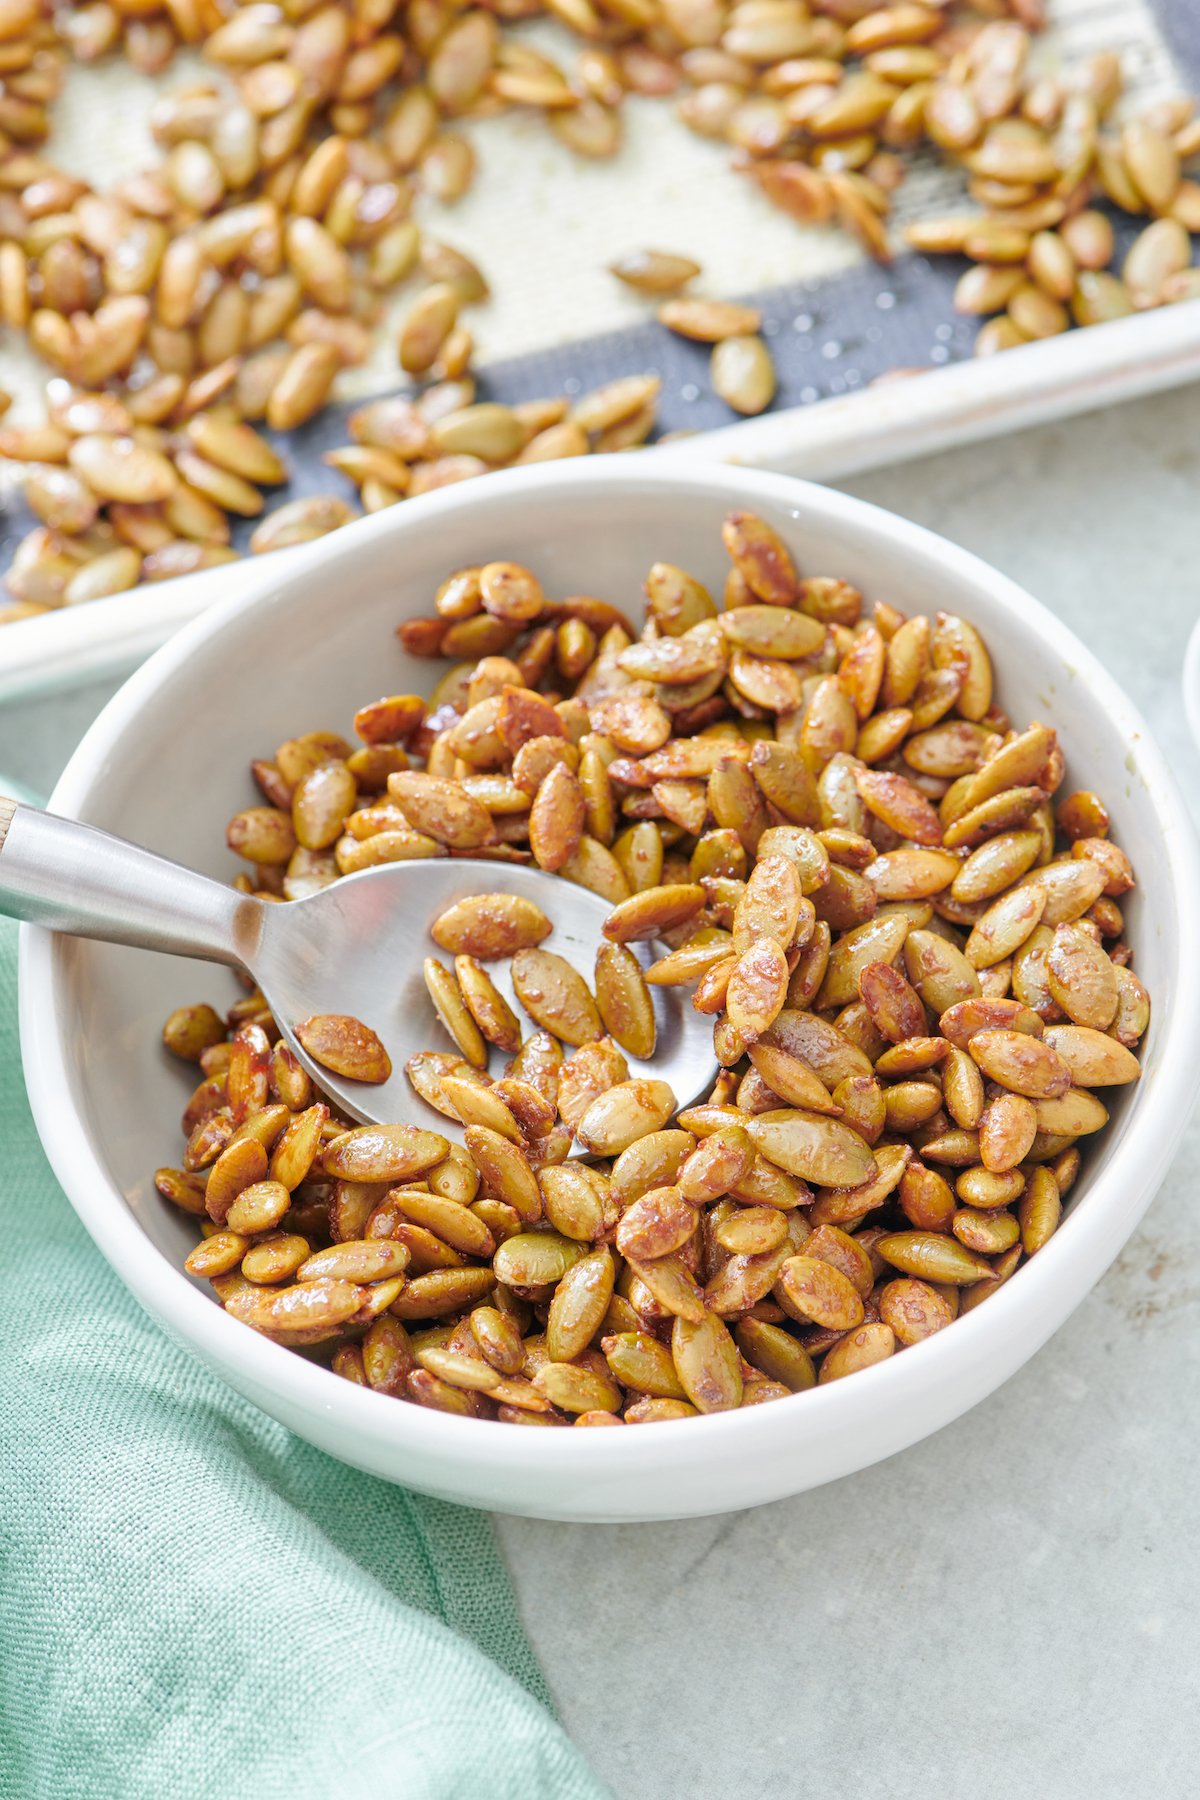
[3,387,1199,1799]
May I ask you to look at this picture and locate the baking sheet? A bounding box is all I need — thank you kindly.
[1,0,1199,700]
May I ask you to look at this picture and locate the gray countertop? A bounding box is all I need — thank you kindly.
[4,385,1199,1800]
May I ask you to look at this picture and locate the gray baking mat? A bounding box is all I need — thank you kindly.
[1155,0,1200,82]
[4,201,1191,576]
[275,246,984,467]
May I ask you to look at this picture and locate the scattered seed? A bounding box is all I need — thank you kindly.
[710,335,777,415]
[658,297,763,341]
[610,249,701,293]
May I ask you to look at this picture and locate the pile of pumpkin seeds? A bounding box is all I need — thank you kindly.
[1,0,1198,624]
[155,507,1149,1423]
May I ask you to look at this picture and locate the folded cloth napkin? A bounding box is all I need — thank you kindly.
[0,847,607,1800]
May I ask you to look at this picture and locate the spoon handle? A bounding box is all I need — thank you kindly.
[0,798,261,968]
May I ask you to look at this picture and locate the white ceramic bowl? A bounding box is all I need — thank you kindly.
[21,459,1200,1522]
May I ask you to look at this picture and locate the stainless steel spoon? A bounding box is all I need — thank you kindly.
[0,796,717,1135]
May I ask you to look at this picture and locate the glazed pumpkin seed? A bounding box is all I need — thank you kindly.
[162,1003,226,1063]
[817,1323,895,1383]
[747,1111,876,1188]
[900,931,981,1016]
[1045,923,1119,1029]
[511,947,602,1046]
[1032,1088,1109,1137]
[388,772,493,850]
[675,1126,755,1203]
[817,912,911,1008]
[391,1268,497,1320]
[547,1249,616,1362]
[939,996,1043,1047]
[430,893,551,959]
[951,830,1042,903]
[1071,836,1134,896]
[716,1207,788,1257]
[1122,119,1180,212]
[1109,967,1150,1049]
[778,1256,865,1331]
[865,848,962,903]
[1060,209,1115,270]
[1021,860,1107,925]
[956,1165,1025,1210]
[711,334,776,415]
[295,1014,391,1084]
[735,1317,816,1392]
[323,1124,449,1184]
[746,1043,839,1113]
[800,1224,875,1297]
[536,1165,604,1242]
[953,1207,1019,1256]
[968,1028,1071,1099]
[464,1127,543,1224]
[965,885,1047,968]
[875,1231,992,1284]
[186,1231,250,1279]
[878,1279,954,1345]
[610,249,701,294]
[594,941,657,1059]
[454,955,522,1052]
[225,1277,368,1335]
[1042,1024,1140,1086]
[721,511,798,606]
[725,938,790,1038]
[659,297,762,341]
[534,1361,622,1415]
[1018,1166,1062,1254]
[394,1190,496,1259]
[602,883,707,943]
[438,1077,520,1142]
[604,1332,688,1399]
[527,762,585,872]
[424,957,489,1068]
[978,1091,1038,1173]
[622,1397,698,1423]
[617,1186,699,1261]
[489,1231,582,1289]
[418,1348,502,1394]
[468,1306,524,1376]
[539,1033,618,1125]
[609,1131,695,1207]
[298,1239,409,1284]
[576,1080,677,1156]
[625,1252,707,1323]
[267,1105,328,1194]
[671,1310,743,1412]
[242,1235,311,1286]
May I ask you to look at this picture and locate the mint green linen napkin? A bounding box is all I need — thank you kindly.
[0,889,606,1799]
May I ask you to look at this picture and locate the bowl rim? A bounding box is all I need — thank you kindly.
[1184,615,1200,758]
[20,455,1200,1487]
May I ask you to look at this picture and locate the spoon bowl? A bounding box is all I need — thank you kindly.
[0,802,716,1137]
[259,859,716,1132]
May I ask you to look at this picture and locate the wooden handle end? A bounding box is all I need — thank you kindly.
[0,796,18,853]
